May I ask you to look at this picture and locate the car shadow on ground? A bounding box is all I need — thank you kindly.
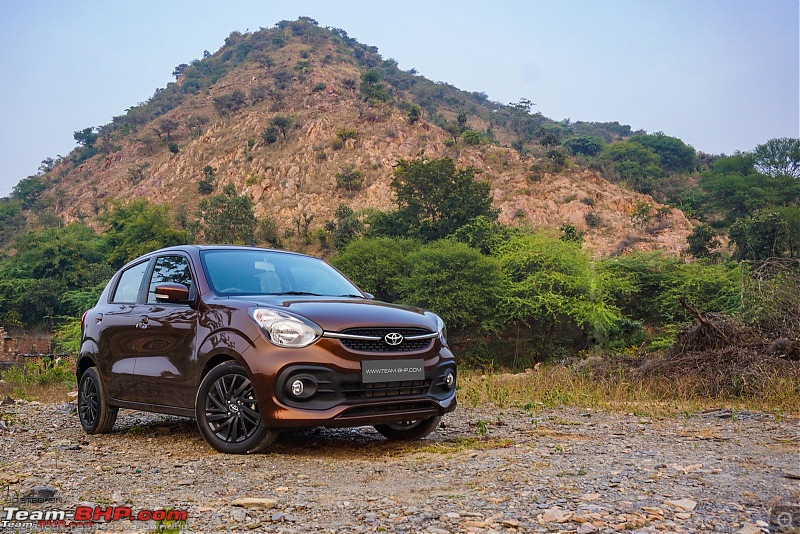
[106,411,457,457]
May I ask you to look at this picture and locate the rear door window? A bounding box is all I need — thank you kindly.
[111,261,149,303]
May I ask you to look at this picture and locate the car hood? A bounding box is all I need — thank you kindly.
[239,297,436,332]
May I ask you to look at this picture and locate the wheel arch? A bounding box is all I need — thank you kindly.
[76,354,97,381]
[199,353,238,382]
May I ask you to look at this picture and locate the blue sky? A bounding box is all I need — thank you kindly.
[0,0,797,196]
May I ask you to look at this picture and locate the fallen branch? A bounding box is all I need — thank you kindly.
[679,296,727,340]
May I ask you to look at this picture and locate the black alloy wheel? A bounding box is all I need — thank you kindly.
[195,361,278,453]
[77,367,118,434]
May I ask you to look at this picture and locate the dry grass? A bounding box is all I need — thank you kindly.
[0,382,75,404]
[457,359,800,416]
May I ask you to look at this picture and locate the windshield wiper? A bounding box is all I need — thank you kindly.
[268,291,366,299]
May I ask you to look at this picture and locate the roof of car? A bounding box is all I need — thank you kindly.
[157,244,308,255]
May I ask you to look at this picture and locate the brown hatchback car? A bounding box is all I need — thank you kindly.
[77,245,456,453]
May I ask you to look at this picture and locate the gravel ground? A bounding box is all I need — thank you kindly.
[0,398,798,533]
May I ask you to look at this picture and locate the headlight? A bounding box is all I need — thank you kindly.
[250,308,322,348]
[427,312,448,346]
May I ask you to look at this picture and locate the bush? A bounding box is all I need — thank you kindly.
[335,167,363,192]
[585,212,601,228]
[1,358,76,388]
[262,126,279,144]
[562,135,604,156]
[495,232,629,340]
[331,237,420,302]
[397,240,503,332]
[212,90,247,117]
[198,180,214,195]
[52,316,82,354]
[461,129,485,145]
[336,128,358,141]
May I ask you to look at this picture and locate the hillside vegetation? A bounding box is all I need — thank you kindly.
[1,18,798,397]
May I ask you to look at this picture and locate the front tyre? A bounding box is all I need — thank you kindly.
[195,361,279,454]
[374,415,442,441]
[78,367,118,434]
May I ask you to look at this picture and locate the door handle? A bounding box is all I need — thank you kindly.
[136,315,149,329]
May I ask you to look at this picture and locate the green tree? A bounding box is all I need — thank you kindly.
[686,224,720,259]
[700,153,799,223]
[100,200,190,268]
[172,63,189,79]
[495,232,626,339]
[325,205,363,250]
[452,215,518,255]
[192,184,257,244]
[601,142,662,193]
[373,157,498,240]
[397,240,503,332]
[461,129,485,145]
[262,126,279,144]
[359,69,392,104]
[212,90,247,117]
[256,216,281,247]
[0,198,26,246]
[157,118,179,141]
[6,223,105,288]
[10,175,46,209]
[602,252,739,324]
[186,115,210,136]
[753,137,800,179]
[562,135,604,156]
[407,104,421,124]
[0,223,112,326]
[729,209,793,260]
[629,132,696,173]
[456,111,468,132]
[269,115,294,138]
[331,237,420,302]
[335,167,363,192]
[73,127,98,148]
[559,223,584,244]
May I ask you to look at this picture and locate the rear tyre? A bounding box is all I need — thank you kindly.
[195,361,279,454]
[374,415,442,441]
[78,367,118,434]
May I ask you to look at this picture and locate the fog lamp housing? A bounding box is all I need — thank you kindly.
[444,371,455,389]
[286,375,318,400]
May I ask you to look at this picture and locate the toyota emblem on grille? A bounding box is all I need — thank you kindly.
[384,332,404,346]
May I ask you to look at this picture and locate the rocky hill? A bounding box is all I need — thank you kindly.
[41,18,692,256]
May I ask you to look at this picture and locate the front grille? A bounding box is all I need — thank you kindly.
[338,328,434,353]
[342,379,431,399]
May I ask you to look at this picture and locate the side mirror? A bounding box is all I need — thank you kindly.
[363,292,375,300]
[154,283,190,303]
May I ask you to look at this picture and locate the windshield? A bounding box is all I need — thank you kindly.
[200,249,363,297]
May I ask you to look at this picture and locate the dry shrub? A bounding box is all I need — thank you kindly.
[629,312,800,401]
[741,259,800,338]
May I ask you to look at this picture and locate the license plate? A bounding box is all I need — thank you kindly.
[362,359,425,383]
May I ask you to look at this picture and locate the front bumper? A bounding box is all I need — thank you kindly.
[243,337,457,429]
